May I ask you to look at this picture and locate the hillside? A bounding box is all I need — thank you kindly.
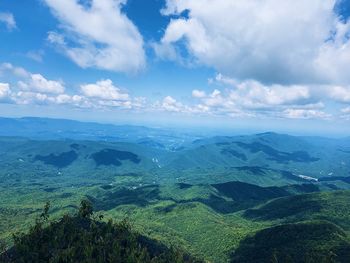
[1,201,201,263]
[1,132,350,188]
[1,180,350,262]
[1,129,350,262]
[231,221,350,263]
[164,132,350,186]
[0,117,199,149]
[244,191,350,230]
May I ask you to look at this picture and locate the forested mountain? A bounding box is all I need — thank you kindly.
[1,118,350,262]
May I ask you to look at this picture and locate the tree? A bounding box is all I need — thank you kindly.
[79,199,93,218]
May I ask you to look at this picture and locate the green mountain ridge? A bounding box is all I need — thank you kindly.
[1,128,350,262]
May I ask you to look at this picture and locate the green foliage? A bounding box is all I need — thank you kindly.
[3,202,201,263]
[244,191,350,230]
[78,200,93,219]
[231,221,350,263]
[40,201,50,222]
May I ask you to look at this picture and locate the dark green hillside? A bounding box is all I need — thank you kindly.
[231,221,350,263]
[91,149,141,166]
[1,201,200,263]
[212,181,290,201]
[234,141,319,163]
[244,191,350,230]
[163,132,350,186]
[85,181,319,215]
[2,133,350,187]
[35,151,78,168]
[0,137,162,185]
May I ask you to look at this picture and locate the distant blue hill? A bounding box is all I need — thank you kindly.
[0,117,199,149]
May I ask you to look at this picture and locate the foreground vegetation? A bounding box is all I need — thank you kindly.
[1,201,200,263]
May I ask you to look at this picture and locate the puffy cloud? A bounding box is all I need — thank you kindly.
[55,94,83,105]
[192,89,206,98]
[1,63,65,95]
[186,75,334,119]
[156,95,211,114]
[13,91,50,105]
[80,79,129,101]
[202,76,314,110]
[0,83,11,100]
[18,74,65,94]
[0,62,145,110]
[0,12,16,31]
[234,81,311,108]
[44,0,145,73]
[157,0,350,85]
[0,63,30,78]
[329,86,350,103]
[160,96,185,112]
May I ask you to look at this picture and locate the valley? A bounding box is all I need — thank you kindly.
[1,118,350,262]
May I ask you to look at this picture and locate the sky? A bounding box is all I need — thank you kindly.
[0,0,350,136]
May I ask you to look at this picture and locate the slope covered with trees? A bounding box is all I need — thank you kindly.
[1,201,200,263]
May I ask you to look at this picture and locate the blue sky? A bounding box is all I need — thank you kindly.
[1,0,350,136]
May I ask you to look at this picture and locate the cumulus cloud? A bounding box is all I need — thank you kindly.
[185,74,336,119]
[0,83,11,100]
[80,79,129,101]
[78,79,144,109]
[1,63,65,95]
[159,96,185,112]
[192,89,206,98]
[1,60,350,121]
[0,12,16,31]
[329,86,350,103]
[155,95,211,114]
[157,0,350,85]
[18,74,65,94]
[44,0,145,73]
[0,62,145,110]
[0,63,30,78]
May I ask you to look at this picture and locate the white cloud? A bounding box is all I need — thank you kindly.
[80,79,129,101]
[160,96,184,112]
[18,74,65,94]
[158,0,350,85]
[0,12,16,31]
[0,63,30,78]
[1,61,349,121]
[235,80,311,108]
[155,95,210,114]
[185,75,334,119]
[44,0,145,73]
[55,94,83,105]
[203,76,314,110]
[14,91,51,105]
[192,89,206,98]
[0,62,143,110]
[329,86,350,103]
[0,83,11,99]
